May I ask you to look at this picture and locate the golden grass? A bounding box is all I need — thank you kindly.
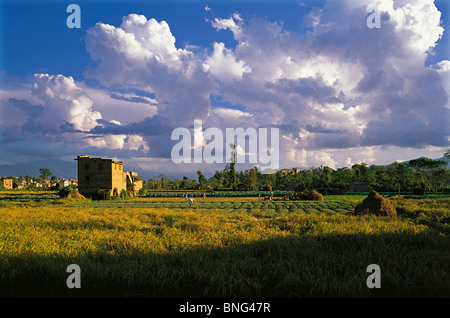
[0,197,448,297]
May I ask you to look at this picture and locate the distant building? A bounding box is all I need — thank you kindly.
[1,178,13,189]
[281,168,301,176]
[350,181,369,192]
[124,171,143,194]
[75,155,143,198]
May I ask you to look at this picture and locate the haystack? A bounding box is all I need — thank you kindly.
[297,189,324,201]
[67,191,86,200]
[354,190,396,217]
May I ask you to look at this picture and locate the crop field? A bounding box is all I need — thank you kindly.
[0,191,449,298]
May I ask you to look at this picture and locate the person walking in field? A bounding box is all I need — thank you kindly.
[188,197,194,206]
[203,192,206,200]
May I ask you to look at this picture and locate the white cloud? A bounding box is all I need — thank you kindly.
[211,13,243,40]
[79,84,158,125]
[2,2,448,174]
[124,135,150,151]
[204,42,251,84]
[85,14,212,128]
[31,73,101,132]
[212,107,253,121]
[432,60,450,108]
[86,134,149,152]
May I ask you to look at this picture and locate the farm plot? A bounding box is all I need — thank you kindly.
[64,198,357,216]
[0,194,448,298]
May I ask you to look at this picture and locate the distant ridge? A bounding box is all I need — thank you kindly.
[0,155,448,180]
[397,156,450,169]
[0,159,77,179]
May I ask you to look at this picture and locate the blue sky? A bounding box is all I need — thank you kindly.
[0,0,449,178]
[1,0,323,79]
[1,0,447,77]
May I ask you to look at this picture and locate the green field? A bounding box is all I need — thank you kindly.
[0,191,448,297]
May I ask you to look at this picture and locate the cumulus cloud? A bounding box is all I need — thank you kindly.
[1,1,448,172]
[2,73,151,160]
[30,73,101,132]
[86,134,149,152]
[209,0,448,166]
[85,14,213,128]
[203,42,251,84]
[210,13,243,39]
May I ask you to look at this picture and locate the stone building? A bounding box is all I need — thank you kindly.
[280,168,301,176]
[1,178,13,189]
[75,155,143,198]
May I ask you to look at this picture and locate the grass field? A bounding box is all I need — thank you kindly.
[0,191,448,298]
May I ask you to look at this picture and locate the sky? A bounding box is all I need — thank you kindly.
[0,0,449,179]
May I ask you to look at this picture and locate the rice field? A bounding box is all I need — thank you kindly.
[0,192,448,298]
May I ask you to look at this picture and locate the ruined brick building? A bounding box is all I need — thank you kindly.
[75,155,143,198]
[1,178,13,189]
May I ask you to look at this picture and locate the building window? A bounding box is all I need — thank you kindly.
[99,163,103,171]
[85,176,90,182]
[85,163,90,170]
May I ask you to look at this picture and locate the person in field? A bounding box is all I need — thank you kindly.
[188,197,194,206]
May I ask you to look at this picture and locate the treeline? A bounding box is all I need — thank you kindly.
[144,154,450,193]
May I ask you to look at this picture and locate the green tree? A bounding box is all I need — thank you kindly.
[351,163,368,181]
[157,174,167,190]
[408,157,448,191]
[228,143,237,189]
[222,143,237,189]
[39,167,52,180]
[197,170,207,190]
[331,167,354,190]
[247,167,258,191]
[408,157,447,170]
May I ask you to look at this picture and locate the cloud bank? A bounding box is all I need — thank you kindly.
[1,0,448,175]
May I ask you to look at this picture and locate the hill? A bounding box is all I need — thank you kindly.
[398,156,450,169]
[0,155,448,180]
[0,159,77,179]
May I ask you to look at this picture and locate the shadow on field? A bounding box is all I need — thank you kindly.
[1,231,449,298]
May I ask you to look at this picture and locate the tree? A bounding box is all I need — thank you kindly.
[408,157,447,191]
[408,157,447,171]
[331,167,354,191]
[247,167,258,191]
[351,163,368,181]
[208,176,221,190]
[158,174,167,190]
[197,170,207,190]
[39,167,52,180]
[228,143,237,189]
